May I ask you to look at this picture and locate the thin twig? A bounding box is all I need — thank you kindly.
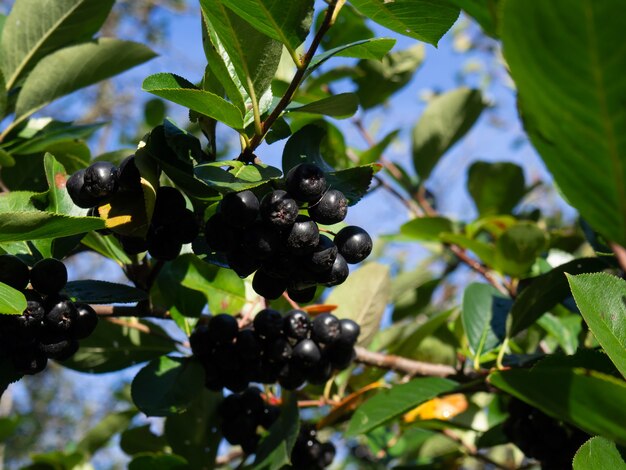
[610,241,626,273]
[247,0,339,151]
[442,429,514,470]
[215,449,244,467]
[91,304,170,318]
[354,346,457,378]
[103,317,184,345]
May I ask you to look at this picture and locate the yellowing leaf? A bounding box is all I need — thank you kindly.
[403,393,468,423]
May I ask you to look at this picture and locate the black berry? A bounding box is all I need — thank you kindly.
[208,314,239,344]
[253,309,283,339]
[205,213,240,252]
[260,190,299,228]
[303,235,338,273]
[176,209,200,244]
[311,313,341,345]
[277,362,305,390]
[30,258,67,295]
[147,225,182,261]
[84,161,119,198]
[327,343,355,370]
[283,310,311,341]
[13,348,48,375]
[286,163,327,202]
[72,303,98,339]
[267,337,293,363]
[44,296,78,332]
[117,235,148,255]
[66,169,103,208]
[334,226,372,264]
[252,269,287,300]
[117,155,142,193]
[317,253,349,287]
[242,222,280,259]
[236,329,261,361]
[285,215,319,254]
[0,254,30,290]
[190,324,213,357]
[338,319,360,346]
[220,190,259,228]
[153,187,186,224]
[226,250,261,278]
[308,189,348,225]
[292,339,322,368]
[287,285,317,304]
[39,333,79,360]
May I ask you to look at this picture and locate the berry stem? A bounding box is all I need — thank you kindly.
[282,291,301,310]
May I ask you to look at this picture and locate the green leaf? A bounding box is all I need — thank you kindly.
[77,410,136,457]
[467,161,525,216]
[142,73,244,130]
[327,164,379,206]
[14,38,155,125]
[325,263,391,348]
[144,98,167,128]
[1,0,115,90]
[354,45,425,110]
[462,283,510,358]
[573,436,626,470]
[39,153,84,217]
[62,319,176,374]
[0,282,27,314]
[307,38,396,74]
[0,211,104,243]
[0,148,15,167]
[253,392,299,470]
[131,356,204,417]
[501,0,626,246]
[165,389,222,469]
[288,93,359,119]
[489,367,626,446]
[537,313,582,356]
[0,416,20,441]
[81,231,133,266]
[567,273,626,378]
[349,0,459,46]
[200,0,282,100]
[439,232,495,266]
[194,160,282,193]
[412,88,485,180]
[63,280,148,304]
[128,454,189,470]
[121,425,167,456]
[447,0,499,37]
[345,377,458,437]
[400,216,454,242]
[358,130,400,165]
[8,120,102,156]
[390,308,456,359]
[494,222,547,277]
[508,258,610,337]
[220,0,313,58]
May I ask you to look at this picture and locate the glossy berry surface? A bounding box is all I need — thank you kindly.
[287,285,317,303]
[72,303,99,339]
[253,309,283,339]
[45,297,79,332]
[311,313,341,344]
[220,190,259,228]
[84,161,119,198]
[292,339,322,368]
[327,343,355,370]
[39,334,79,360]
[283,310,311,340]
[338,319,360,346]
[242,222,280,259]
[226,250,261,278]
[334,226,372,264]
[0,254,30,290]
[117,235,148,255]
[208,314,239,344]
[285,216,319,254]
[286,163,327,202]
[30,258,68,295]
[317,253,349,287]
[304,235,337,273]
[13,349,48,375]
[252,269,287,300]
[308,189,348,225]
[260,190,299,228]
[66,169,103,208]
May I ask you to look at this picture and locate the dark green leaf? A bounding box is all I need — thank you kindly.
[288,93,359,119]
[501,0,626,246]
[14,39,156,125]
[165,389,222,469]
[327,164,379,206]
[489,367,626,446]
[447,0,500,37]
[220,0,314,58]
[39,153,84,217]
[128,454,189,470]
[0,356,21,398]
[349,0,459,46]
[439,232,495,266]
[143,73,244,130]
[81,232,133,266]
[390,308,456,359]
[0,416,19,441]
[131,356,204,417]
[121,425,167,456]
[573,436,626,469]
[537,313,582,356]
[62,319,176,374]
[413,88,485,180]
[567,273,626,378]
[508,258,610,337]
[144,99,167,128]
[0,211,104,242]
[0,148,15,167]
[195,160,282,193]
[462,283,510,359]
[77,410,136,457]
[0,281,27,314]
[467,161,525,216]
[494,222,547,277]
[63,280,148,304]
[8,121,102,156]
[307,38,396,75]
[358,130,399,165]
[325,263,391,348]
[400,216,454,242]
[253,392,299,470]
[1,0,115,90]
[345,377,458,437]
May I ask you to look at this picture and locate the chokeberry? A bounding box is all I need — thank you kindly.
[308,189,348,225]
[13,348,48,375]
[152,186,186,224]
[190,324,214,357]
[220,190,259,228]
[305,359,333,385]
[147,225,182,261]
[205,213,240,252]
[277,362,305,390]
[252,269,287,300]
[292,339,322,368]
[117,235,148,255]
[214,343,242,371]
[208,314,239,344]
[285,215,319,254]
[84,161,119,198]
[267,337,293,363]
[241,387,265,419]
[39,333,79,360]
[0,254,30,290]
[311,313,341,345]
[320,442,336,467]
[327,343,355,370]
[236,329,261,361]
[72,303,98,339]
[66,169,103,208]
[117,155,142,193]
[176,209,200,244]
[286,163,327,202]
[242,222,280,259]
[317,253,349,287]
[287,285,317,304]
[334,226,372,264]
[337,319,360,346]
[253,309,283,339]
[303,235,338,273]
[226,250,261,278]
[45,297,78,332]
[15,291,45,334]
[219,393,244,421]
[283,310,311,341]
[260,190,299,228]
[30,258,67,295]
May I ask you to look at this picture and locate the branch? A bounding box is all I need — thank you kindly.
[247,0,339,151]
[610,241,626,273]
[354,346,457,378]
[91,304,170,318]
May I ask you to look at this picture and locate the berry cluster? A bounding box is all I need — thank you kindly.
[116,186,199,261]
[291,424,336,470]
[190,310,360,393]
[204,163,373,302]
[218,386,280,454]
[503,398,588,469]
[0,256,98,375]
[66,157,200,261]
